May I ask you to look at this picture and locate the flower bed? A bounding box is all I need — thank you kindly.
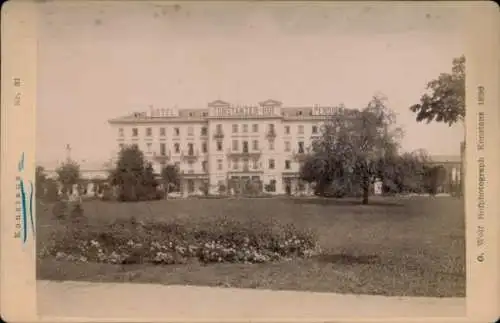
[43,217,321,265]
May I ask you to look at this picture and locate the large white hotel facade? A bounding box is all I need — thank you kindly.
[108,99,346,196]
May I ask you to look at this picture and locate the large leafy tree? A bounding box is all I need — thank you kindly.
[410,55,465,198]
[55,159,81,194]
[109,145,159,201]
[301,95,403,204]
[409,55,465,126]
[382,149,430,194]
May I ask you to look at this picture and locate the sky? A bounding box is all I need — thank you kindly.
[36,1,467,165]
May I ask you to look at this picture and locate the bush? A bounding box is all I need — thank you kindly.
[45,216,321,265]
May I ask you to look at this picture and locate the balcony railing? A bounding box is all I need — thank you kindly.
[181,149,200,161]
[226,148,262,158]
[181,170,209,178]
[292,149,308,161]
[153,150,171,161]
[266,129,277,140]
[213,130,224,140]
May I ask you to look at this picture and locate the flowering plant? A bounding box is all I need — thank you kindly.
[45,216,320,265]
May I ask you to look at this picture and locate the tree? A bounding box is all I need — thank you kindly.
[382,149,430,194]
[301,95,403,204]
[44,178,60,202]
[36,166,47,198]
[55,159,81,195]
[109,145,159,201]
[409,55,465,126]
[160,164,180,198]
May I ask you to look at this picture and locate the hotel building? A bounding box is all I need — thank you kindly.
[108,100,340,196]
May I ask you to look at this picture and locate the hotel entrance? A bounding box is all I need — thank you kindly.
[228,175,263,195]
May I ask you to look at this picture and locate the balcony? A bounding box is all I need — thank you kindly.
[292,149,308,162]
[153,150,171,162]
[181,149,200,161]
[226,148,262,159]
[266,129,277,140]
[181,169,209,179]
[213,129,224,140]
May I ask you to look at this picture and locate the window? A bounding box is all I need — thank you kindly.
[201,127,208,136]
[119,143,124,150]
[146,127,152,137]
[216,141,223,151]
[268,124,275,132]
[285,141,291,152]
[252,140,259,150]
[188,143,194,155]
[269,159,275,169]
[284,126,290,135]
[312,125,318,134]
[160,143,166,156]
[243,124,248,133]
[232,124,238,133]
[202,142,207,153]
[118,128,124,137]
[187,126,194,136]
[202,161,208,172]
[188,112,193,117]
[269,140,275,150]
[160,127,166,136]
[242,141,249,153]
[297,111,303,116]
[146,143,152,153]
[174,143,180,153]
[285,160,291,170]
[217,159,223,171]
[202,112,208,117]
[216,124,222,132]
[252,124,258,132]
[175,162,180,169]
[132,128,138,137]
[298,141,304,153]
[253,159,259,169]
[233,159,239,170]
[243,158,249,170]
[232,140,238,151]
[174,128,180,136]
[298,125,304,134]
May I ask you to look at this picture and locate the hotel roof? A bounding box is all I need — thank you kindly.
[108,100,345,124]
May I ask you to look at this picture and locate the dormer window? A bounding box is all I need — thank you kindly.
[188,112,193,117]
[297,111,303,116]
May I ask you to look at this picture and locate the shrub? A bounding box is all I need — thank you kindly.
[44,216,321,265]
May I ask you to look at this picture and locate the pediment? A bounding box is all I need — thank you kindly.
[259,99,282,106]
[208,100,230,107]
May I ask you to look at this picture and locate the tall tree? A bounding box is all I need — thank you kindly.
[109,145,158,201]
[55,159,81,195]
[301,95,403,204]
[409,55,465,126]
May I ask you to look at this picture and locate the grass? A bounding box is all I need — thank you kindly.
[37,196,465,297]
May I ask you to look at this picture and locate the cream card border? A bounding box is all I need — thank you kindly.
[1,1,498,322]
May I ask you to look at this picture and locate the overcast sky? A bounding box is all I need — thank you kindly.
[36,1,467,165]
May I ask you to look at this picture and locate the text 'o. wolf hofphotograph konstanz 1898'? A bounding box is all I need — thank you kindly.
[35,1,467,318]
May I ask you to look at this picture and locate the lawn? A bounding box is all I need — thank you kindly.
[37,196,466,297]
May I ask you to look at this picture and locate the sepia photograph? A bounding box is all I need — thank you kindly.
[2,0,498,321]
